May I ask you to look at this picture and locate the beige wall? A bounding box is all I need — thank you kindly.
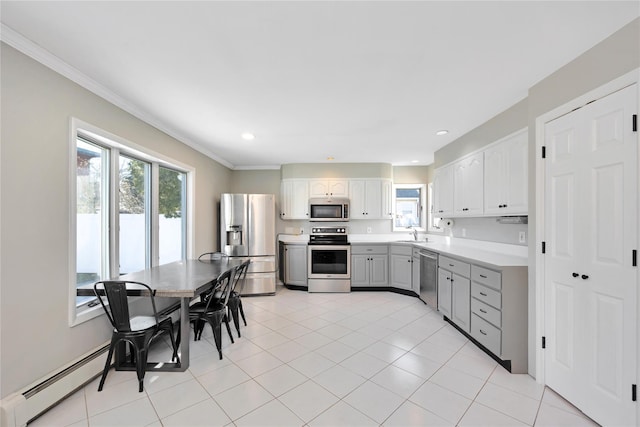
[0,43,232,398]
[434,98,529,167]
[281,162,393,179]
[525,18,639,376]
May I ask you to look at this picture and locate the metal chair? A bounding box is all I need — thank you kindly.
[186,267,237,360]
[93,281,180,392]
[227,259,250,337]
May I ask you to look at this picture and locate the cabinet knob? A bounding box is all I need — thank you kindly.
[581,274,589,280]
[479,329,487,336]
[572,272,579,277]
[479,292,487,296]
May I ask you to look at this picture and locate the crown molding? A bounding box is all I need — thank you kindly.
[1,23,236,169]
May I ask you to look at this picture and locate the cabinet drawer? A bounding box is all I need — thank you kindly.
[471,283,501,309]
[471,313,501,356]
[390,245,413,256]
[439,255,470,278]
[471,265,501,290]
[351,245,388,255]
[471,298,501,328]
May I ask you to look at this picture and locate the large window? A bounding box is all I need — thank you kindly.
[71,120,191,325]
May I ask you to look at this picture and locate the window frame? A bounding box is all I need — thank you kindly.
[392,183,427,232]
[69,118,195,326]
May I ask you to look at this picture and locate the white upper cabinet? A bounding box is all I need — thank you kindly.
[349,179,392,219]
[433,164,454,217]
[308,179,349,198]
[280,179,309,220]
[453,152,484,216]
[484,130,528,215]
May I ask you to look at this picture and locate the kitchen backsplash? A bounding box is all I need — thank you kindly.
[441,216,528,246]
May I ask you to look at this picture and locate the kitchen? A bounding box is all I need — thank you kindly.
[1,2,639,427]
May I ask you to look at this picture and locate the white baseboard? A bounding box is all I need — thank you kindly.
[0,343,109,427]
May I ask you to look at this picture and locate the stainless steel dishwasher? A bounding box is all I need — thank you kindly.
[418,249,438,309]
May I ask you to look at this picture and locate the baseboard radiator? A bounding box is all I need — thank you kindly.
[0,343,109,427]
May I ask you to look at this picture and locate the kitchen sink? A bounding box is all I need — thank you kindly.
[395,239,428,243]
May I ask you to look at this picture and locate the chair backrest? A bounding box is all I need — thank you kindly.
[94,281,159,332]
[233,260,251,294]
[204,267,236,311]
[198,252,228,262]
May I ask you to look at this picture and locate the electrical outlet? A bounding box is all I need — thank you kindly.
[367,227,372,234]
[519,231,526,243]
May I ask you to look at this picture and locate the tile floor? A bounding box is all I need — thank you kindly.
[30,287,599,427]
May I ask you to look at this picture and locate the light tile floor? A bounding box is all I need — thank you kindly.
[30,287,599,427]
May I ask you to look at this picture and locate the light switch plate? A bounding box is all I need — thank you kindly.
[519,231,526,243]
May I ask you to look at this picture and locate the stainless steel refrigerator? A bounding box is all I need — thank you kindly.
[220,193,276,295]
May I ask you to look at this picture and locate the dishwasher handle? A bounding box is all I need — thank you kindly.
[418,251,438,260]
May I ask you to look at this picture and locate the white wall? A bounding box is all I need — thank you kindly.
[0,43,233,398]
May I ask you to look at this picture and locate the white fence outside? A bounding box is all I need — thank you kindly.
[77,214,182,279]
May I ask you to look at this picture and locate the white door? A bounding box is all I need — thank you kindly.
[544,84,637,426]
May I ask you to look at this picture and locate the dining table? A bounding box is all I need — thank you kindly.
[77,258,241,372]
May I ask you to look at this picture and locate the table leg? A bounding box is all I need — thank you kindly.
[179,297,190,370]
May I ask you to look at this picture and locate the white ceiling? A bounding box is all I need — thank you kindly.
[2,1,638,169]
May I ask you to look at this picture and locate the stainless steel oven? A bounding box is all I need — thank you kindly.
[308,227,351,293]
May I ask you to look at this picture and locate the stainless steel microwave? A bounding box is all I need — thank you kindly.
[309,197,349,222]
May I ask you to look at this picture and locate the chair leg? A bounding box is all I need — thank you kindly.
[211,320,223,360]
[167,324,180,363]
[98,336,118,392]
[134,345,149,392]
[224,313,235,343]
[239,299,247,326]
[228,302,241,338]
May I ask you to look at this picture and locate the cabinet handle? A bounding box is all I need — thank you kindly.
[479,329,487,336]
[581,274,589,280]
[479,292,487,296]
[446,277,451,281]
[479,274,487,278]
[480,309,487,314]
[504,204,508,208]
[572,272,579,277]
[449,264,454,267]
[408,259,411,263]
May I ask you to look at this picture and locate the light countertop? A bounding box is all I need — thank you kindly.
[278,233,528,268]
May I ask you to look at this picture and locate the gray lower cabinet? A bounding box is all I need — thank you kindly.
[283,243,307,286]
[437,255,471,333]
[351,245,388,287]
[469,264,528,373]
[389,245,413,291]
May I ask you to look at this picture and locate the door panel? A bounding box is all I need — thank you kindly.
[544,84,637,427]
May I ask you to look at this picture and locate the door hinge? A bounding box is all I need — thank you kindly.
[542,336,546,349]
[633,250,637,267]
[633,384,637,401]
[633,114,637,132]
[542,242,546,254]
[542,146,546,159]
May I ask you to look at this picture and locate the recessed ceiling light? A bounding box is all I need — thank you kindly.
[241,132,255,140]
[326,156,335,161]
[436,130,449,136]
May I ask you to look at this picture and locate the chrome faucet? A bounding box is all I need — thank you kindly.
[408,227,418,241]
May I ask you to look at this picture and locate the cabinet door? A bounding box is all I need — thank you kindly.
[364,180,383,218]
[280,180,292,219]
[437,268,452,317]
[369,255,389,287]
[349,179,367,219]
[454,153,483,216]
[503,132,528,214]
[483,144,506,215]
[390,254,412,290]
[290,180,310,219]
[451,273,471,333]
[380,179,393,219]
[350,254,370,287]
[328,180,349,197]
[308,179,329,197]
[433,165,454,216]
[285,245,308,285]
